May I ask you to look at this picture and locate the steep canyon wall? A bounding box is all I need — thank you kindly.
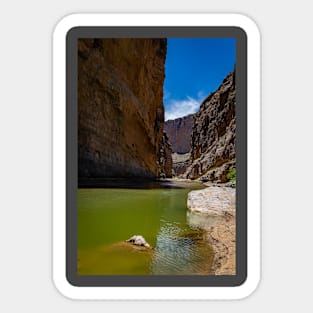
[185,71,236,182]
[78,38,170,180]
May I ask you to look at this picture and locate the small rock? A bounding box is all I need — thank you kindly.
[126,235,151,248]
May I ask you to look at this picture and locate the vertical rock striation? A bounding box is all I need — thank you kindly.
[164,114,194,154]
[185,71,236,182]
[158,133,173,178]
[78,38,168,180]
[164,114,194,177]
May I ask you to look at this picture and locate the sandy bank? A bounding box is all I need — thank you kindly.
[187,186,236,275]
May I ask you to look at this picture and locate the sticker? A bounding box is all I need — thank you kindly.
[53,13,260,299]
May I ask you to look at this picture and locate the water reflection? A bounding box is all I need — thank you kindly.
[151,220,213,275]
[187,211,224,230]
[78,181,213,275]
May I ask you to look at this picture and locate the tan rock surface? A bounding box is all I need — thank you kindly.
[78,38,167,179]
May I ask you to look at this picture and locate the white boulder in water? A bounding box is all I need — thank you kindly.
[126,235,151,248]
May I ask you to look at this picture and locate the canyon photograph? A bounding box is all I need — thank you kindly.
[77,38,236,276]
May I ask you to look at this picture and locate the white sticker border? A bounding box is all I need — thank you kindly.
[53,13,260,300]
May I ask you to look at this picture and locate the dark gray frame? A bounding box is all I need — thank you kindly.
[66,26,247,287]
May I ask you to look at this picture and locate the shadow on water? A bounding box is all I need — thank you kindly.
[78,178,202,189]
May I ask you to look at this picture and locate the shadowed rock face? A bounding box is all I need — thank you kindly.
[158,133,173,178]
[78,38,168,179]
[185,71,236,181]
[164,114,194,154]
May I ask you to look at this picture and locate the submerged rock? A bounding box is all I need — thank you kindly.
[126,235,151,248]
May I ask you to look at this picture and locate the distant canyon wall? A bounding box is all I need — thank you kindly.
[78,38,171,180]
[164,114,194,154]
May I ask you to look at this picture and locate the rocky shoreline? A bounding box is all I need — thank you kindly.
[187,185,236,275]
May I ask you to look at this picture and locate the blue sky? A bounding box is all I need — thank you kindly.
[164,38,236,120]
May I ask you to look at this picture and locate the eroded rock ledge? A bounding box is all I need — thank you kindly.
[187,186,235,216]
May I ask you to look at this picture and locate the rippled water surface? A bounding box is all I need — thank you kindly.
[78,180,214,275]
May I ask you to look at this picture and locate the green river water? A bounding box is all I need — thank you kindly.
[78,180,215,275]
